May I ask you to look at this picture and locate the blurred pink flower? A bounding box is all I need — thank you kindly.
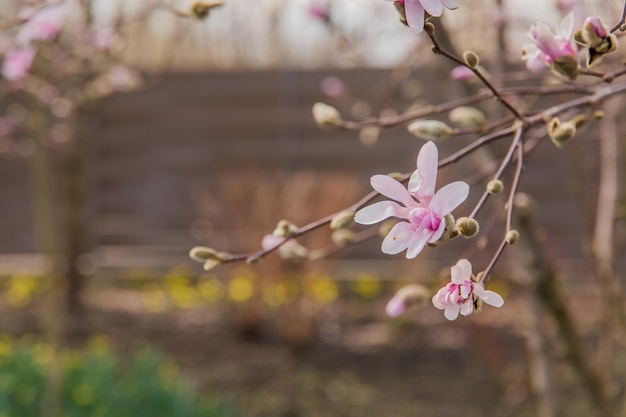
[354,141,469,259]
[432,259,504,320]
[320,76,345,98]
[16,3,67,45]
[450,65,474,81]
[522,12,577,72]
[388,0,459,33]
[308,1,330,23]
[1,45,36,81]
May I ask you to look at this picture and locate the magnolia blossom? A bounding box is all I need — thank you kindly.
[16,3,67,45]
[522,12,577,72]
[432,259,504,320]
[1,46,36,81]
[354,141,469,259]
[389,0,459,33]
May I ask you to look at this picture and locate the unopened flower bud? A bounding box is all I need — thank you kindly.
[203,259,221,271]
[190,1,223,19]
[312,102,342,129]
[407,119,452,141]
[278,240,308,260]
[385,284,431,317]
[273,220,298,238]
[548,117,576,147]
[393,0,408,27]
[331,229,355,247]
[359,125,380,146]
[570,114,588,131]
[506,229,519,244]
[189,246,230,262]
[462,51,480,69]
[487,179,504,194]
[330,210,355,230]
[593,110,605,119]
[423,22,435,35]
[449,106,486,127]
[456,217,479,238]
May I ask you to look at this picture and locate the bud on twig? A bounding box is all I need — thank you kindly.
[487,179,504,194]
[407,119,453,141]
[456,217,479,238]
[547,117,576,147]
[506,229,519,244]
[330,210,355,230]
[449,106,486,127]
[273,220,298,238]
[331,229,355,247]
[190,1,224,19]
[312,102,342,129]
[462,51,480,69]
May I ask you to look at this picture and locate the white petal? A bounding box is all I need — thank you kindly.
[410,141,438,200]
[354,201,407,225]
[453,259,472,282]
[370,175,414,207]
[429,181,469,217]
[441,0,458,9]
[381,222,415,255]
[559,11,574,38]
[405,226,432,259]
[460,299,474,316]
[444,303,461,320]
[474,286,505,308]
[419,0,444,16]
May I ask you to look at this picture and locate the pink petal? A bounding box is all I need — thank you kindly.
[385,296,406,317]
[419,0,444,16]
[473,285,504,307]
[409,141,438,200]
[444,303,461,320]
[429,181,469,217]
[405,0,425,33]
[428,214,446,243]
[354,201,408,225]
[381,221,415,255]
[370,174,414,207]
[405,225,432,259]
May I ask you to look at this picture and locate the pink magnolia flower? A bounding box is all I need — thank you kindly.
[354,141,469,259]
[1,45,36,81]
[522,12,577,72]
[432,259,504,320]
[16,3,67,45]
[388,0,459,33]
[450,65,474,81]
